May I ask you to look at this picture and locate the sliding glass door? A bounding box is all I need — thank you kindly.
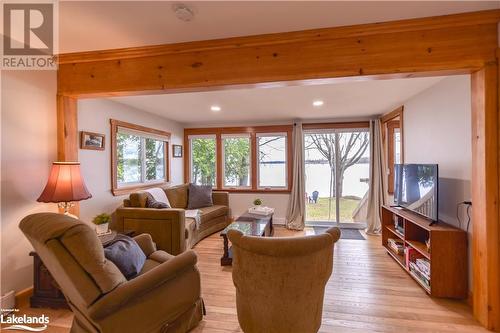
[304,127,370,224]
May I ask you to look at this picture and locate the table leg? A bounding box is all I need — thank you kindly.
[220,234,232,266]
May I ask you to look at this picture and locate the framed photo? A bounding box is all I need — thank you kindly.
[80,131,105,150]
[172,144,183,158]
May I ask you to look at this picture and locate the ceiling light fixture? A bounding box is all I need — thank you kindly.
[210,105,221,112]
[172,3,195,22]
[313,100,324,107]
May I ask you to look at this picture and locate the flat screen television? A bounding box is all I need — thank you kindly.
[394,164,438,222]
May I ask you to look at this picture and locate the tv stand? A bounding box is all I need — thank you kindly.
[381,205,467,299]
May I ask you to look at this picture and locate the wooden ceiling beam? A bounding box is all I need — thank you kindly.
[57,10,500,97]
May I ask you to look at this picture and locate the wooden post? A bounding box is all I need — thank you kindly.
[471,62,500,330]
[56,94,80,216]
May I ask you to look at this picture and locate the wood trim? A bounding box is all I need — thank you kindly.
[110,119,171,196]
[15,287,33,309]
[381,106,405,194]
[58,10,500,65]
[302,121,370,130]
[57,95,78,161]
[57,11,499,97]
[184,125,293,192]
[381,105,404,123]
[471,63,500,330]
[110,119,171,138]
[251,132,257,190]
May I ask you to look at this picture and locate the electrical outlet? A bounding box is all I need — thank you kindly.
[1,290,15,312]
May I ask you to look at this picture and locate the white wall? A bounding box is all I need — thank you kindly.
[77,99,184,223]
[1,71,58,295]
[403,74,472,287]
[229,193,288,224]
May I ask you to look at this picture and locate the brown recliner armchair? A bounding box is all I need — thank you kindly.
[227,227,341,333]
[19,213,204,333]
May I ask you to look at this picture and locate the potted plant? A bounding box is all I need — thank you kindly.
[92,213,111,235]
[253,198,263,206]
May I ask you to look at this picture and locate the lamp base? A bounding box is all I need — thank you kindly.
[57,202,77,219]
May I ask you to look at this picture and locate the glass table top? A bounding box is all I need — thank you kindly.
[220,219,269,236]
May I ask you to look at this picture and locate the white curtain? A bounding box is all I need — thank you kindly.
[366,119,387,234]
[286,122,305,230]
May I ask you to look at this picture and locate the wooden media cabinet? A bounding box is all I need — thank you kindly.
[381,205,467,298]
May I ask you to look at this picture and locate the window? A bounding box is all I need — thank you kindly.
[381,106,404,194]
[257,134,287,188]
[222,134,251,188]
[189,135,216,186]
[111,120,170,195]
[185,126,292,192]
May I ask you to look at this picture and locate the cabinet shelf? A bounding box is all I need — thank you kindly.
[381,205,467,299]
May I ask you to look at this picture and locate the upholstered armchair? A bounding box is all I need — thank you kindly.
[19,213,204,333]
[227,227,341,333]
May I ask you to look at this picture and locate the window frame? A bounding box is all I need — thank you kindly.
[188,134,218,187]
[111,119,170,196]
[184,125,293,193]
[221,133,252,189]
[380,106,404,195]
[256,132,289,190]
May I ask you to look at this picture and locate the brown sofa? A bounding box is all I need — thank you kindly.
[19,213,204,333]
[114,184,230,255]
[228,226,341,333]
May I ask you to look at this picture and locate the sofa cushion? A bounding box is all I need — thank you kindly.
[188,184,213,209]
[165,184,189,209]
[139,250,174,275]
[199,205,228,225]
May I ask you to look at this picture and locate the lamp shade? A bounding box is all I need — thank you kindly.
[37,162,92,203]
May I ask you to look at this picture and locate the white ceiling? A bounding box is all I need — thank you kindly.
[59,1,500,53]
[108,76,448,125]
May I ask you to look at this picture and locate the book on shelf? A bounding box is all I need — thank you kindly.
[409,262,431,288]
[387,238,404,255]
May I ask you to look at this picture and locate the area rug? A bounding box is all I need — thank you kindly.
[312,226,365,240]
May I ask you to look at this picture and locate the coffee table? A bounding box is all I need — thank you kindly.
[220,212,274,266]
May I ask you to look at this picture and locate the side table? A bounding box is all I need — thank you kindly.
[29,229,134,309]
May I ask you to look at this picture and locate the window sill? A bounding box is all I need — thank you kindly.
[112,182,168,196]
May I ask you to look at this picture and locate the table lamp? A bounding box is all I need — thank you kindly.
[37,162,92,216]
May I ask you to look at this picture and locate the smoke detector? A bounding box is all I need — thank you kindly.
[173,3,195,22]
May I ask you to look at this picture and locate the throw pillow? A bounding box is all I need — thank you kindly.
[104,235,146,280]
[146,193,170,209]
[187,183,213,209]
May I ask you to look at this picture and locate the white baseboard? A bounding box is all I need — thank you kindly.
[273,217,286,225]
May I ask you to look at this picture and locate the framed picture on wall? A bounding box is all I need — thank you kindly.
[172,144,183,158]
[80,131,105,150]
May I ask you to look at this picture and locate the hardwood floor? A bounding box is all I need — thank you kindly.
[8,227,486,332]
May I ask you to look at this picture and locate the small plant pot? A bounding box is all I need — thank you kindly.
[95,223,109,235]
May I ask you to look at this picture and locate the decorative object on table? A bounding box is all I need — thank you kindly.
[172,144,183,157]
[248,205,274,216]
[80,131,105,150]
[37,162,92,217]
[92,213,111,235]
[253,198,263,206]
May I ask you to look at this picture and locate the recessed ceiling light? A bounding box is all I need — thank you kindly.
[210,105,221,112]
[313,100,324,107]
